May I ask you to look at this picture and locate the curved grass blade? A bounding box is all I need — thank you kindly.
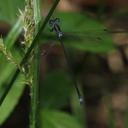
[4,18,23,49]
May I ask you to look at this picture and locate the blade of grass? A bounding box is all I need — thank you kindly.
[0,18,22,63]
[4,18,22,49]
[0,0,60,106]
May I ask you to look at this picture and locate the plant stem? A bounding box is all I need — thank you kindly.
[0,0,60,106]
[30,0,41,127]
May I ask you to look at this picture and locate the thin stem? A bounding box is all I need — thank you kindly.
[30,0,41,128]
[0,0,60,106]
[33,0,41,26]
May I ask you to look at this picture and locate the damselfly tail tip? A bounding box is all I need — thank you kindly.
[58,32,63,38]
[79,97,83,105]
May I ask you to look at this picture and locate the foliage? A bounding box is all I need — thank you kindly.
[0,2,25,122]
[0,0,25,25]
[40,109,84,128]
[42,12,115,53]
[0,0,126,128]
[0,74,25,124]
[40,71,73,109]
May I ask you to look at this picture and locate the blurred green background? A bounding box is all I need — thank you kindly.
[0,0,128,128]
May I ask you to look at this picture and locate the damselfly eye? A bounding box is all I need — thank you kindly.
[49,19,54,26]
[55,18,60,23]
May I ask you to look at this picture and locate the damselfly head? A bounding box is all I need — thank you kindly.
[49,18,60,27]
[49,19,54,27]
[55,18,60,23]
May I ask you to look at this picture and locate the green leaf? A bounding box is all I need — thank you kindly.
[43,12,115,53]
[0,39,17,85]
[40,109,83,128]
[0,17,24,125]
[0,0,25,24]
[4,18,23,49]
[0,74,25,124]
[40,71,73,109]
[0,52,21,89]
[0,63,16,86]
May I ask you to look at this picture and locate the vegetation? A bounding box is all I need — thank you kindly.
[0,0,127,128]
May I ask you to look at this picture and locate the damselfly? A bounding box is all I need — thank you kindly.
[47,17,83,104]
[42,16,127,104]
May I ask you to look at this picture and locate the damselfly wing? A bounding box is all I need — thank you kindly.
[43,12,127,51]
[42,29,123,54]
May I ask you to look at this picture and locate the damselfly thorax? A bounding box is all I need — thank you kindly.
[49,18,63,38]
